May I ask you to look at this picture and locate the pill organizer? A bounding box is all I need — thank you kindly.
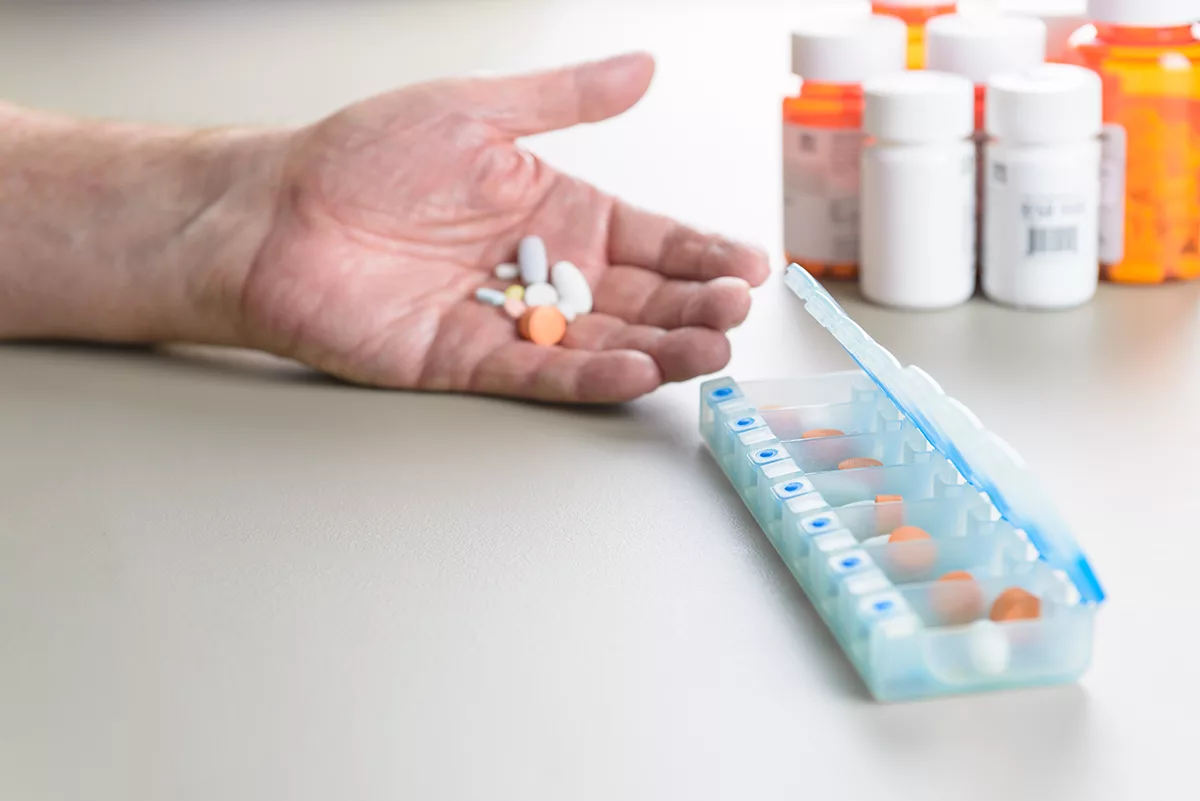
[700,264,1104,701]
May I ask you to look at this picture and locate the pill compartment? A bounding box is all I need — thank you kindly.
[699,265,1104,702]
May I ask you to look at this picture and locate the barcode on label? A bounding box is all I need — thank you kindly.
[1027,226,1078,256]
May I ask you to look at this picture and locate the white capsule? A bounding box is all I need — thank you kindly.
[474,287,506,306]
[967,620,1011,676]
[523,282,559,307]
[551,260,593,314]
[518,236,549,284]
[494,262,519,281]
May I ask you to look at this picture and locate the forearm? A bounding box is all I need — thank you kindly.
[0,103,287,344]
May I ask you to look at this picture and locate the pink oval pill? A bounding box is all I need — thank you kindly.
[504,298,527,319]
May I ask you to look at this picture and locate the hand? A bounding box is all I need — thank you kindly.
[238,53,769,403]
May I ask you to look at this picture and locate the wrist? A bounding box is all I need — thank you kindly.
[166,127,291,346]
[0,106,290,345]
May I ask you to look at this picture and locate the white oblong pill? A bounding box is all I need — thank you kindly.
[475,287,506,306]
[518,236,549,284]
[551,260,593,314]
[967,620,1011,676]
[523,282,559,307]
[494,262,519,281]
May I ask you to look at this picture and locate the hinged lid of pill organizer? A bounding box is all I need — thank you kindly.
[785,264,1105,605]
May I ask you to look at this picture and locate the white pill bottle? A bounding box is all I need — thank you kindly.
[860,71,977,309]
[983,64,1102,309]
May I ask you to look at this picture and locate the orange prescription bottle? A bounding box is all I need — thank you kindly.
[1070,0,1200,282]
[783,15,908,280]
[872,0,958,68]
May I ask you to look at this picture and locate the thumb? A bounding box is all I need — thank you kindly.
[474,52,655,137]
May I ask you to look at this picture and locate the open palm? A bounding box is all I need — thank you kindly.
[241,53,768,403]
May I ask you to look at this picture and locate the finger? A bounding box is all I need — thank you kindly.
[592,267,753,331]
[563,314,732,383]
[607,199,770,286]
[469,341,662,403]
[470,52,655,138]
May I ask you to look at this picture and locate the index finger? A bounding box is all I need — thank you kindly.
[606,200,771,286]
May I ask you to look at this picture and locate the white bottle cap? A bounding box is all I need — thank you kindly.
[1086,0,1200,27]
[863,70,975,142]
[925,14,1047,84]
[791,14,909,83]
[986,63,1102,143]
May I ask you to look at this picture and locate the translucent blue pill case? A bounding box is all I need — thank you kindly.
[700,265,1104,702]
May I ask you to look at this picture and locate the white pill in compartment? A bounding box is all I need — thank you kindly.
[518,235,550,284]
[494,262,520,281]
[967,620,1011,676]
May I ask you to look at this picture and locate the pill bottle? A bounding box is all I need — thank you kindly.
[783,15,908,280]
[925,12,1046,268]
[861,71,977,309]
[983,64,1103,309]
[872,0,958,67]
[1069,0,1200,283]
[994,0,1087,62]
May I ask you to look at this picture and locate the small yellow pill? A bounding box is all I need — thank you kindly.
[504,285,525,301]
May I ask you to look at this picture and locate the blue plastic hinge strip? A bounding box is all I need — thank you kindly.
[784,264,1105,605]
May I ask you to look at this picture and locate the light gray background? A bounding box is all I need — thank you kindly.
[1,2,1191,800]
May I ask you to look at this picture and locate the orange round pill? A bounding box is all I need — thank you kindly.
[990,588,1041,622]
[802,428,845,439]
[888,525,931,543]
[930,570,984,626]
[886,525,936,578]
[875,494,902,504]
[518,306,568,346]
[838,457,883,470]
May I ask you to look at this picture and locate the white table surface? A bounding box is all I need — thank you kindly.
[0,2,1191,800]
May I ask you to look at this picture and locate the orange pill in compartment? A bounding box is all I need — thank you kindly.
[838,457,883,470]
[518,306,568,346]
[802,428,845,439]
[930,570,984,626]
[886,525,936,577]
[990,587,1041,622]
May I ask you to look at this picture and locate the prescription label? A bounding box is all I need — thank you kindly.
[1099,123,1127,265]
[986,152,1099,273]
[783,123,863,264]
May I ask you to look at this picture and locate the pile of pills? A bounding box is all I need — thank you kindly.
[473,235,594,346]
